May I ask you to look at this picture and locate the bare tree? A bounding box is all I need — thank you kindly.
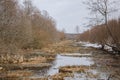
[0,0,20,54]
[79,19,120,53]
[84,0,118,36]
[84,0,120,51]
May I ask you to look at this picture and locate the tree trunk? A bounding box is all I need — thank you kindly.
[101,45,104,50]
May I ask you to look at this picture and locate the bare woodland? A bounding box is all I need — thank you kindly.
[79,19,120,52]
[0,0,119,62]
[0,0,120,80]
[0,0,61,63]
[78,0,120,53]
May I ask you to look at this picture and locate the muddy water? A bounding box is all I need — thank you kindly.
[32,54,93,77]
[1,44,120,80]
[47,54,94,75]
[32,48,120,80]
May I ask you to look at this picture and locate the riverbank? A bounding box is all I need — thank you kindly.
[0,40,120,80]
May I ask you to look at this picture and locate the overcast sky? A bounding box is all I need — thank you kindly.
[32,0,89,33]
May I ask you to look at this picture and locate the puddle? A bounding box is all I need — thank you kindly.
[47,55,94,76]
[4,52,120,80]
[63,69,109,80]
[2,46,120,80]
[33,54,94,77]
[33,51,120,80]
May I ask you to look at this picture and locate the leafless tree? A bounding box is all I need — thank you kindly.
[0,0,59,54]
[84,0,120,51]
[79,19,120,53]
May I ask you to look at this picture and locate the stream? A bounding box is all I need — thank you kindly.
[47,54,93,75]
[31,48,120,80]
[0,43,120,80]
[33,54,93,78]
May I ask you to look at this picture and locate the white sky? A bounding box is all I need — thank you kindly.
[32,0,89,33]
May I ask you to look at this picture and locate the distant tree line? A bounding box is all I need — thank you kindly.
[78,19,120,53]
[0,0,60,55]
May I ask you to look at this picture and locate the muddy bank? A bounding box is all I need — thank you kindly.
[0,51,56,80]
[0,41,120,80]
[48,41,120,80]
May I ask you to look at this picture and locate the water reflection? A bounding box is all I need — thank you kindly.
[24,50,120,80]
[32,68,49,78]
[32,54,94,77]
[47,54,94,75]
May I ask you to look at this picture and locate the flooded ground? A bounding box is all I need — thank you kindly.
[31,47,120,80]
[48,54,93,75]
[0,41,120,80]
[31,54,93,77]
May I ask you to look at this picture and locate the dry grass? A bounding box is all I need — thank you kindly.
[0,70,32,78]
[59,65,91,73]
[50,73,74,80]
[23,77,48,80]
[42,40,81,54]
[22,56,47,65]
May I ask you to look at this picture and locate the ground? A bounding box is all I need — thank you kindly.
[0,40,120,80]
